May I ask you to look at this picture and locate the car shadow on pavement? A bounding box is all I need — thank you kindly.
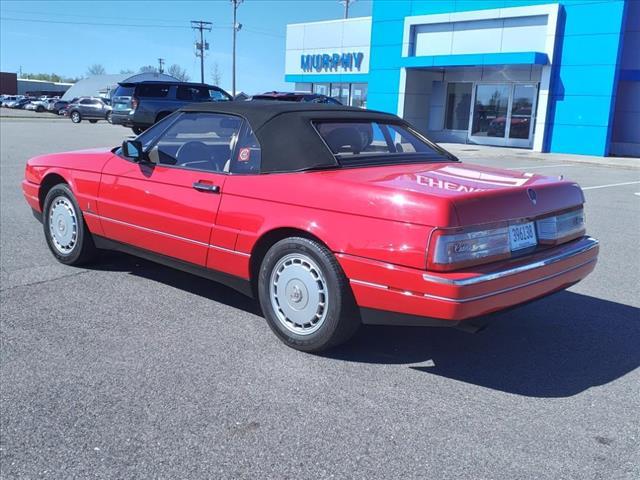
[326,291,640,398]
[93,250,261,316]
[91,252,639,398]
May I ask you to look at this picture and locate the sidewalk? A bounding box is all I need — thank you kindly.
[439,143,640,170]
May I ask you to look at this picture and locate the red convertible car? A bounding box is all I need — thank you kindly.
[22,102,598,352]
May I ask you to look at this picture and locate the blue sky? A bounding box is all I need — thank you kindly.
[0,0,372,94]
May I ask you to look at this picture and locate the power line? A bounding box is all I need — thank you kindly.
[0,15,283,37]
[0,16,193,29]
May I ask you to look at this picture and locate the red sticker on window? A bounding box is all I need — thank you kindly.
[238,147,251,162]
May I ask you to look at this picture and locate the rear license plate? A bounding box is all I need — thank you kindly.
[509,222,537,251]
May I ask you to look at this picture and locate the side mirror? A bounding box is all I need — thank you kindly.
[122,140,145,162]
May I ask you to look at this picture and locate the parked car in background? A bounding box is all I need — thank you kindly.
[66,97,112,124]
[1,96,20,107]
[25,98,57,113]
[110,81,232,134]
[22,102,598,352]
[52,99,75,115]
[249,91,342,104]
[6,98,32,109]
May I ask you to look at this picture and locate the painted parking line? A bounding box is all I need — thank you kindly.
[582,181,640,191]
[507,164,576,170]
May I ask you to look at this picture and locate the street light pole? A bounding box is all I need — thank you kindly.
[340,0,356,19]
[231,0,243,97]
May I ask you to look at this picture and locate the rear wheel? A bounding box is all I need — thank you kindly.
[43,184,96,265]
[36,105,44,112]
[70,111,81,123]
[258,237,360,352]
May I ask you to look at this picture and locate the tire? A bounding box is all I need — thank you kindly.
[36,105,44,113]
[106,111,112,124]
[42,184,97,266]
[70,111,81,123]
[132,126,145,135]
[258,237,360,352]
[89,120,98,124]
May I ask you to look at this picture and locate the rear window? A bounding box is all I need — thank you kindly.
[135,84,170,98]
[314,121,450,166]
[114,85,134,97]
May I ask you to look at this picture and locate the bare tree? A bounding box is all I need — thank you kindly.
[210,62,223,85]
[168,64,190,82]
[87,64,106,76]
[119,69,134,75]
[139,65,158,73]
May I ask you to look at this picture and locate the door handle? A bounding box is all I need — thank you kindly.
[193,181,220,193]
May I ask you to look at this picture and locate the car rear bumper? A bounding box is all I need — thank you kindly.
[110,112,137,127]
[338,236,599,326]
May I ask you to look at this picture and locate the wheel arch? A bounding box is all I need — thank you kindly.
[249,227,334,296]
[38,172,71,210]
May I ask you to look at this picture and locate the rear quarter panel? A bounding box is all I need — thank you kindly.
[220,173,435,273]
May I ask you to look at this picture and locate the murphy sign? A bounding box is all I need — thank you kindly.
[300,52,365,72]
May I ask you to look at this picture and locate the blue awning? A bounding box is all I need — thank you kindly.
[401,52,549,68]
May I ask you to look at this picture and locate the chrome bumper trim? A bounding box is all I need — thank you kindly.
[422,236,599,287]
[351,256,597,304]
[424,257,596,303]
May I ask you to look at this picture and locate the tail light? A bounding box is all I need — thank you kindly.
[427,224,511,272]
[536,208,585,244]
[131,97,139,111]
[426,207,586,271]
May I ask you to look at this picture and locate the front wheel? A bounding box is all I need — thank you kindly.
[70,111,81,123]
[43,184,96,265]
[258,237,360,352]
[106,111,112,124]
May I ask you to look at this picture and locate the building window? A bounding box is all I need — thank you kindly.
[331,83,350,105]
[350,83,367,108]
[444,82,472,130]
[313,83,330,96]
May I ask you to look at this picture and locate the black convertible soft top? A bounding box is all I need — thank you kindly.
[180,101,416,173]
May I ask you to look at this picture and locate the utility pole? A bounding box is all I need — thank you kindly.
[340,0,356,19]
[157,58,165,74]
[231,0,243,97]
[191,20,212,84]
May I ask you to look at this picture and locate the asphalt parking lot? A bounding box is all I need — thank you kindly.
[1,116,639,479]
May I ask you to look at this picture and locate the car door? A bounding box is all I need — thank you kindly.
[97,111,242,266]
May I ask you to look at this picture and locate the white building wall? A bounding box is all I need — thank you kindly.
[285,17,372,76]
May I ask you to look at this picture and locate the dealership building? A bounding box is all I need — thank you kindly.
[285,0,639,157]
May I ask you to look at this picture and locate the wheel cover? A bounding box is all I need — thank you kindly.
[48,196,78,254]
[72,112,79,122]
[269,253,329,336]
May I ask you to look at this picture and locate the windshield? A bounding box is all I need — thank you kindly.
[314,121,454,166]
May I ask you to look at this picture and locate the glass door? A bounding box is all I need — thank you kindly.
[507,84,537,148]
[468,83,538,148]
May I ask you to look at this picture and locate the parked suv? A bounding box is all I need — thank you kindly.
[110,81,232,134]
[66,97,112,124]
